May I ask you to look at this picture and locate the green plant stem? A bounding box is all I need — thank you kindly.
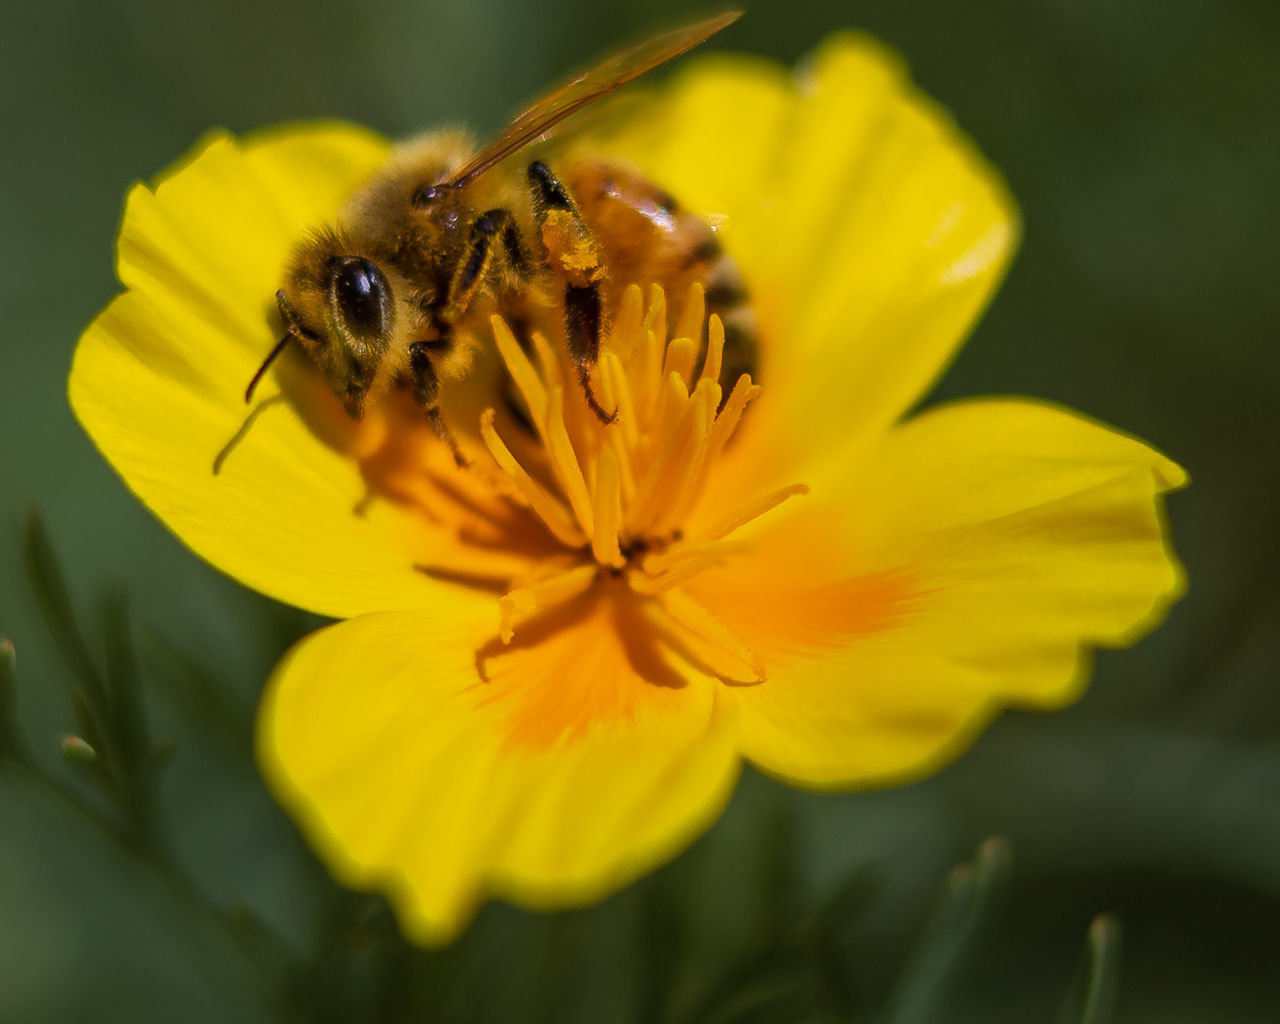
[4,757,307,1023]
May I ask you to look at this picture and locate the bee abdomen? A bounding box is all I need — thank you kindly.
[565,159,759,392]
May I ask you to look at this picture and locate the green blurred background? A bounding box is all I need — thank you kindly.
[2,0,1277,1020]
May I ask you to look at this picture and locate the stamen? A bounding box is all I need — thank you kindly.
[607,425,637,505]
[596,349,618,420]
[704,374,762,461]
[640,538,747,576]
[531,331,565,394]
[699,314,725,386]
[480,409,584,547]
[590,447,624,569]
[660,378,723,531]
[642,284,668,348]
[662,335,698,391]
[642,588,766,683]
[491,315,547,431]
[544,386,594,536]
[674,281,705,354]
[696,483,810,542]
[607,284,645,363]
[627,374,699,534]
[480,282,804,688]
[499,563,598,644]
[636,327,665,425]
[628,552,724,595]
[648,366,692,463]
[680,373,762,519]
[663,587,767,682]
[601,351,640,450]
[652,380,717,535]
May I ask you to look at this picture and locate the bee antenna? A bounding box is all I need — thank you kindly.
[245,334,292,403]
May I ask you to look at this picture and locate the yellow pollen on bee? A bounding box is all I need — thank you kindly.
[483,283,805,681]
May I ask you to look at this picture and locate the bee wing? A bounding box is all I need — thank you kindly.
[444,10,740,189]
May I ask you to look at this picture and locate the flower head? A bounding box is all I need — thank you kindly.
[70,34,1185,943]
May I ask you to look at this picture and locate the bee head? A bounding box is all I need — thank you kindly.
[255,234,398,420]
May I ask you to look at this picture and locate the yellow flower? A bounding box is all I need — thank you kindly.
[69,34,1185,944]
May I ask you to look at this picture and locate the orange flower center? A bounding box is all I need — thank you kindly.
[481,283,808,682]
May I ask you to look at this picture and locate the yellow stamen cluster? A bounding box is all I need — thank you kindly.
[481,283,807,680]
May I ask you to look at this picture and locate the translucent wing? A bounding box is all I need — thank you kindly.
[444,11,741,189]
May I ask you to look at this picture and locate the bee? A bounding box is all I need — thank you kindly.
[246,11,756,458]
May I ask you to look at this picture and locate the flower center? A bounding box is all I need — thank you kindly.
[481,283,807,681]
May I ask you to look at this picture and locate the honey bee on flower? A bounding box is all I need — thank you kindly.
[71,21,1186,945]
[253,12,753,458]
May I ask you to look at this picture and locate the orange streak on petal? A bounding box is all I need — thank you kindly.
[687,507,922,660]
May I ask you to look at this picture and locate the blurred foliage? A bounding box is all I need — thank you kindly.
[1,0,1278,1020]
[0,522,1130,1022]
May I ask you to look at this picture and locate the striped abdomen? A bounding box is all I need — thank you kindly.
[566,160,758,393]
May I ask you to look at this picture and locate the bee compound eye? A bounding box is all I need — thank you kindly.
[329,256,391,345]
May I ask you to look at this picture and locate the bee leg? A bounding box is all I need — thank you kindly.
[441,209,528,323]
[408,340,467,467]
[527,160,614,423]
[564,284,614,424]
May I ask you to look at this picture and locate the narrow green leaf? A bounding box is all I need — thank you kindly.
[1058,914,1123,1024]
[0,637,23,760]
[22,513,167,849]
[100,591,165,853]
[58,731,111,794]
[149,736,176,777]
[884,837,1014,1024]
[816,864,876,933]
[698,970,818,1024]
[23,509,109,707]
[60,733,99,764]
[969,835,1013,922]
[68,689,110,776]
[136,625,251,745]
[808,866,876,1018]
[102,588,149,777]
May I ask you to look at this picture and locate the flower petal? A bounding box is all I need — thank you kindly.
[117,124,389,359]
[686,400,1185,787]
[70,124,525,619]
[258,596,740,943]
[594,34,1018,463]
